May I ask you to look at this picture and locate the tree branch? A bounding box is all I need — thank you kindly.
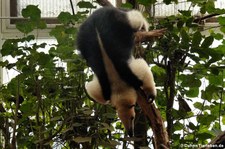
[134,28,167,43]
[203,131,225,149]
[193,13,220,23]
[136,94,170,149]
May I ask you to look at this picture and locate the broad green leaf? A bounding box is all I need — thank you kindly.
[193,102,203,110]
[188,122,197,130]
[218,16,225,26]
[1,40,17,56]
[58,12,73,24]
[137,0,156,6]
[121,2,133,9]
[214,45,225,54]
[205,0,215,13]
[186,87,199,97]
[173,121,183,131]
[180,29,189,44]
[208,74,223,86]
[201,85,220,101]
[177,20,184,29]
[201,36,214,48]
[37,20,47,29]
[0,60,9,67]
[212,33,223,40]
[192,31,202,48]
[77,1,96,9]
[178,10,191,17]
[200,5,206,14]
[180,74,201,87]
[220,26,225,33]
[16,21,35,34]
[163,0,178,4]
[196,132,213,141]
[22,5,41,21]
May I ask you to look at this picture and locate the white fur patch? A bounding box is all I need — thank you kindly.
[86,75,107,105]
[126,10,149,31]
[128,57,157,97]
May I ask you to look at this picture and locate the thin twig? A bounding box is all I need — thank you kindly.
[69,0,75,15]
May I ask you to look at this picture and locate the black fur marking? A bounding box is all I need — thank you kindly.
[77,7,143,101]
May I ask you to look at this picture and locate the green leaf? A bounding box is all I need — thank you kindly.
[180,74,201,87]
[163,0,173,4]
[214,45,225,54]
[58,12,73,24]
[20,101,34,115]
[192,31,202,48]
[121,2,133,9]
[22,5,41,21]
[180,29,190,48]
[0,60,9,67]
[220,26,225,33]
[200,5,206,14]
[208,74,223,86]
[201,85,220,101]
[178,10,191,17]
[218,16,225,26]
[196,132,213,141]
[16,21,35,34]
[38,52,52,66]
[1,40,17,56]
[212,33,223,40]
[37,20,47,29]
[77,1,96,9]
[186,87,199,97]
[193,102,202,110]
[205,0,215,13]
[177,20,184,29]
[201,36,214,48]
[173,121,183,131]
[197,114,216,126]
[137,0,156,6]
[188,122,197,130]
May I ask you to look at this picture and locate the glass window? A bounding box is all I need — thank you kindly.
[10,0,80,24]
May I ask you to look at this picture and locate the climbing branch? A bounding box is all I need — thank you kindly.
[134,28,167,43]
[204,131,225,149]
[137,94,170,149]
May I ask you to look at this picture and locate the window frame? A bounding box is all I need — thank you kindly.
[1,0,60,38]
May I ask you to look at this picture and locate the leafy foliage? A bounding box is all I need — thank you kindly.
[0,0,225,148]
